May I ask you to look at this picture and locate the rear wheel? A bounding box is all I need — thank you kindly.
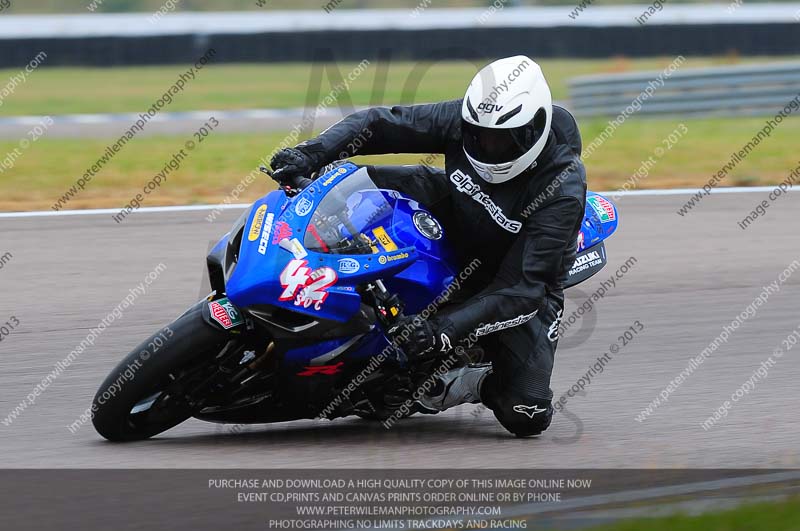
[91,303,230,442]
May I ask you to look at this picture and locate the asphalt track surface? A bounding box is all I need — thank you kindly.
[1,190,799,470]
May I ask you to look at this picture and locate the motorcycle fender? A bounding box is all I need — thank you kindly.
[564,241,607,289]
[203,297,246,330]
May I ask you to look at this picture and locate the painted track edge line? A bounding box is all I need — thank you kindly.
[500,469,800,517]
[371,470,800,531]
[0,186,795,218]
[0,203,251,218]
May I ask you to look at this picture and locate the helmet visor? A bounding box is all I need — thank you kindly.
[462,108,548,165]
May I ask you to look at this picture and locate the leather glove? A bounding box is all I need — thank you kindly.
[390,315,456,359]
[269,147,317,188]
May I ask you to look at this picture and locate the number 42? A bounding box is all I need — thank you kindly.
[278,259,338,310]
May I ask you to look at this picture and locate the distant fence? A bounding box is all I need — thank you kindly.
[569,62,800,117]
[2,23,800,68]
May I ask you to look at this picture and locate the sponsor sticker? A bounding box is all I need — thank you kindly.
[209,297,244,329]
[278,238,308,259]
[271,221,293,244]
[248,205,267,242]
[588,196,616,223]
[321,166,349,187]
[378,251,410,265]
[337,258,360,274]
[568,250,603,277]
[294,196,314,217]
[372,226,398,252]
[576,231,585,252]
[279,259,338,311]
[257,213,275,255]
[297,362,344,377]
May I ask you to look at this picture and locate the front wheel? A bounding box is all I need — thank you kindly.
[91,303,231,442]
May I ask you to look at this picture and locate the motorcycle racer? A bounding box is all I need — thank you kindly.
[270,56,587,437]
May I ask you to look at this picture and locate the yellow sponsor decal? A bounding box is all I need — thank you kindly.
[321,166,349,187]
[378,252,409,265]
[248,205,268,241]
[372,226,398,252]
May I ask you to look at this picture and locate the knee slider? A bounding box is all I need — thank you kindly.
[497,401,554,437]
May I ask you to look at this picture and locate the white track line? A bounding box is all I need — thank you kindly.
[0,203,250,218]
[0,186,794,219]
[0,107,349,126]
[381,470,800,531]
[500,470,800,518]
[607,185,796,196]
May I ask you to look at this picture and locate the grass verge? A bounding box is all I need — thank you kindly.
[2,115,798,212]
[580,496,800,531]
[1,57,793,117]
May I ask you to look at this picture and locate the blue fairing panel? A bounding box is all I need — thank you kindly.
[578,192,618,252]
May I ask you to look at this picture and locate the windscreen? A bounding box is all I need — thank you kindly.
[303,167,397,255]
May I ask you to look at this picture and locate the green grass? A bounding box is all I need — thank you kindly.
[580,496,800,531]
[1,57,790,116]
[3,114,799,212]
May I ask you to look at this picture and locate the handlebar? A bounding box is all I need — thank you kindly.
[260,166,314,196]
[292,176,314,190]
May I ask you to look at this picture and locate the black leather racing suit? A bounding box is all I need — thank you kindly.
[297,100,587,436]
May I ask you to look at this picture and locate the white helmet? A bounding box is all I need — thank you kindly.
[461,55,553,184]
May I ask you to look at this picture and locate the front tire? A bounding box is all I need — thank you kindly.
[91,303,230,442]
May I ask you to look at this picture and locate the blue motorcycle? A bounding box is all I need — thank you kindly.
[92,162,618,441]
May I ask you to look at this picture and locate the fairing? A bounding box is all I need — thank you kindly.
[206,163,618,370]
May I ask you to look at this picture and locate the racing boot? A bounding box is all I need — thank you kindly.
[417,364,491,412]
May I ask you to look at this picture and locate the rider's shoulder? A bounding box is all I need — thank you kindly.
[551,105,582,156]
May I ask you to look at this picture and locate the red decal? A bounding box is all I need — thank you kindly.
[295,267,337,310]
[272,221,293,244]
[279,259,338,310]
[589,196,616,222]
[279,259,311,301]
[209,301,232,328]
[597,198,615,220]
[297,362,344,376]
[307,223,329,253]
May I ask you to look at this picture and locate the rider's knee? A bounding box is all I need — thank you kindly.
[481,369,554,437]
[491,398,554,437]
